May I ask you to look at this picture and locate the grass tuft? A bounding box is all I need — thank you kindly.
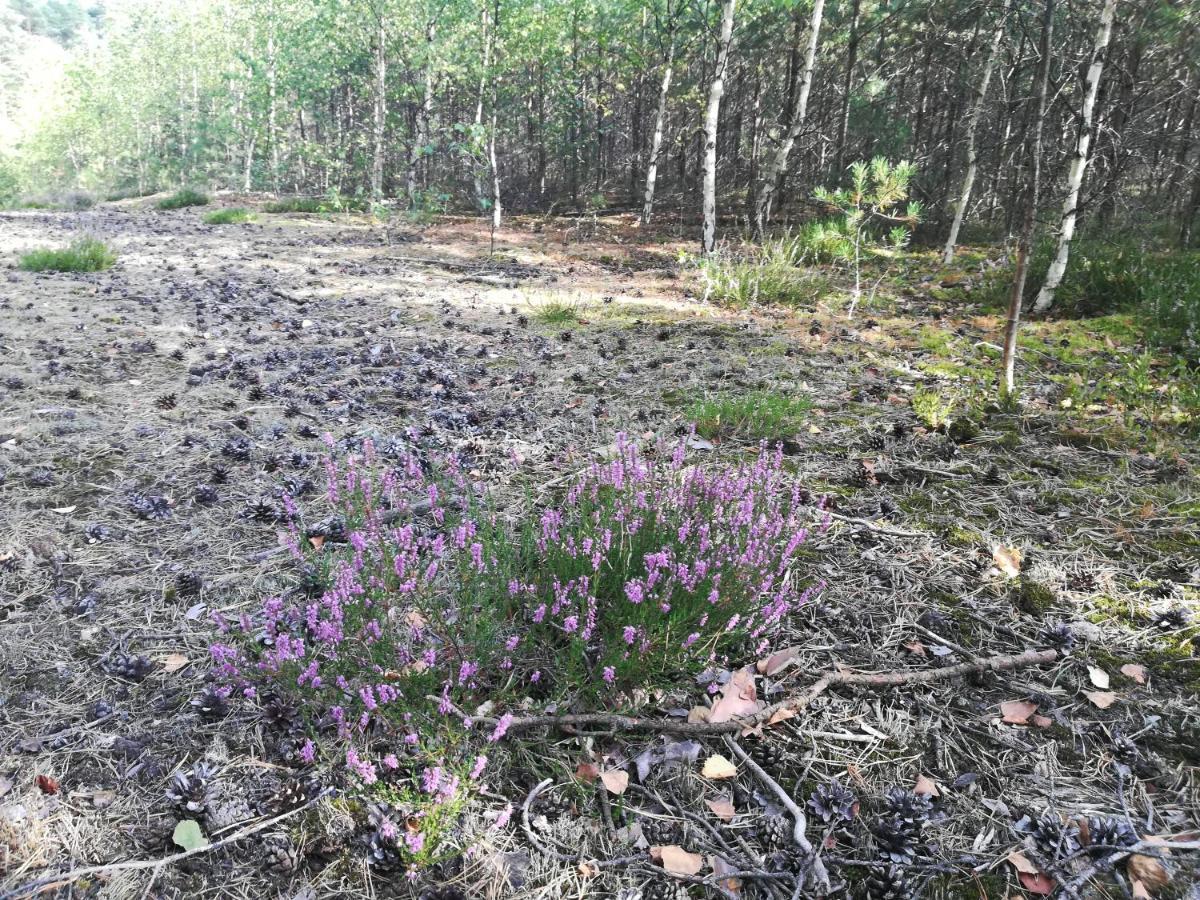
[157,189,209,210]
[686,390,813,441]
[528,295,582,324]
[19,237,116,272]
[203,207,254,225]
[264,194,369,214]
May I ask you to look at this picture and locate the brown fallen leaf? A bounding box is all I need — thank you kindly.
[1000,699,1038,725]
[36,774,59,795]
[913,775,940,798]
[1006,851,1039,875]
[687,705,711,724]
[1121,663,1147,685]
[993,545,1022,578]
[709,667,762,724]
[1018,870,1056,895]
[161,653,189,674]
[756,646,803,677]
[1032,714,1053,728]
[1084,690,1118,709]
[902,640,927,657]
[1127,853,1170,893]
[578,861,599,878]
[711,854,742,895]
[701,754,738,780]
[575,762,599,783]
[705,797,736,822]
[1087,665,1111,689]
[599,769,629,796]
[651,845,704,877]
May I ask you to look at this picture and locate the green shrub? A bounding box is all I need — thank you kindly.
[157,188,209,209]
[203,207,254,225]
[528,295,581,324]
[264,193,368,214]
[686,390,813,441]
[20,237,116,272]
[0,159,19,207]
[17,190,96,210]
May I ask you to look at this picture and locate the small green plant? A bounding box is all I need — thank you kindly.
[912,388,957,431]
[19,237,116,272]
[264,191,369,214]
[686,390,813,441]
[697,249,832,308]
[814,157,921,317]
[527,293,582,324]
[203,207,254,225]
[157,189,209,209]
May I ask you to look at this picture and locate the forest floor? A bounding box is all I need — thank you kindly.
[1,198,1198,899]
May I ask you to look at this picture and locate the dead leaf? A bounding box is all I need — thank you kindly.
[766,707,796,726]
[701,754,737,780]
[705,797,736,822]
[902,640,927,657]
[993,545,1022,578]
[1121,664,1146,685]
[575,762,599,783]
[35,774,59,795]
[1032,714,1053,728]
[687,705,711,724]
[599,769,629,796]
[51,505,77,514]
[1087,665,1111,689]
[1000,700,1038,725]
[92,789,116,810]
[756,646,803,676]
[913,775,940,798]
[1006,851,1038,876]
[161,653,189,674]
[1127,854,1170,893]
[577,861,599,878]
[711,855,742,894]
[709,667,762,723]
[1018,870,1056,895]
[1084,690,1118,709]
[307,535,325,550]
[653,845,704,877]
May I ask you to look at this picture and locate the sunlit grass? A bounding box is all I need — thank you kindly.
[20,237,116,272]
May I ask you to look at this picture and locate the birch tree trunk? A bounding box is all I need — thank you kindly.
[474,2,493,211]
[700,0,736,254]
[407,18,436,207]
[641,22,675,224]
[487,0,502,232]
[942,0,1008,265]
[267,0,279,193]
[1001,0,1054,395]
[371,8,387,203]
[753,0,826,235]
[1031,0,1118,313]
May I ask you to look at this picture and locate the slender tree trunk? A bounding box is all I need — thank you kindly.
[700,0,736,254]
[488,0,502,232]
[943,2,1008,264]
[642,22,675,224]
[408,18,436,207]
[833,0,861,177]
[1001,0,1054,395]
[371,9,387,203]
[267,0,279,193]
[474,1,493,211]
[1032,0,1117,314]
[754,0,826,234]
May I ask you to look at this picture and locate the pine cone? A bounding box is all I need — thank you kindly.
[265,776,319,813]
[865,864,912,900]
[1065,571,1096,593]
[808,779,857,825]
[175,571,203,596]
[221,438,253,461]
[1084,816,1138,851]
[166,762,215,813]
[261,693,302,733]
[641,881,690,900]
[243,496,282,523]
[155,394,178,410]
[210,464,231,484]
[873,817,918,864]
[365,828,402,870]
[128,493,171,520]
[883,788,932,835]
[205,784,253,831]
[1153,606,1190,630]
[191,687,229,720]
[1013,811,1081,859]
[105,652,153,682]
[750,739,785,770]
[1040,622,1076,652]
[194,484,219,504]
[262,833,300,873]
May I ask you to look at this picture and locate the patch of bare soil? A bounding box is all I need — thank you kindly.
[1,203,1197,899]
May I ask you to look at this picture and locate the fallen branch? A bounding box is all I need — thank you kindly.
[0,794,326,900]
[467,649,1057,736]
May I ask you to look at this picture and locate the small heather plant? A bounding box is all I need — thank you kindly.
[210,433,825,850]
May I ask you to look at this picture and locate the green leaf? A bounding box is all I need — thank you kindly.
[173,819,210,852]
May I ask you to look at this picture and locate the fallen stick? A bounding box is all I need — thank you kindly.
[456,648,1058,736]
[0,794,325,900]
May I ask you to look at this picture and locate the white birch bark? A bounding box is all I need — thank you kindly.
[943,0,1009,265]
[701,0,736,254]
[371,9,387,203]
[407,18,436,207]
[1032,0,1118,313]
[753,0,826,235]
[641,32,674,224]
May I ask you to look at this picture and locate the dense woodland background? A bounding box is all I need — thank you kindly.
[2,0,1199,249]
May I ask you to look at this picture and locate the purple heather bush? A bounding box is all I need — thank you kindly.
[209,431,823,861]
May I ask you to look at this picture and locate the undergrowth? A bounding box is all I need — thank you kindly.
[212,435,822,822]
[157,188,209,209]
[19,237,116,272]
[203,207,254,224]
[265,194,369,214]
[687,391,813,441]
